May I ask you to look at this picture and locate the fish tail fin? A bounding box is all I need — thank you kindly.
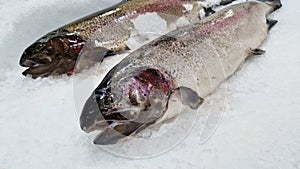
[258,0,282,12]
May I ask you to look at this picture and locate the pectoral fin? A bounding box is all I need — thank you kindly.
[75,47,117,72]
[267,19,278,31]
[172,87,204,110]
[249,48,266,56]
[80,47,116,61]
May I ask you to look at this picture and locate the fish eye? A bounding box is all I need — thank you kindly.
[35,43,45,51]
[97,91,115,112]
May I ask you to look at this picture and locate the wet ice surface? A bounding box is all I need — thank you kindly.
[1,0,300,168]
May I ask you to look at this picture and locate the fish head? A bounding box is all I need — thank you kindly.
[19,29,85,78]
[80,66,176,144]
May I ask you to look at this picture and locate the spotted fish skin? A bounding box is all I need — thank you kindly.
[106,1,279,98]
[64,0,203,50]
[80,0,282,145]
[19,0,209,78]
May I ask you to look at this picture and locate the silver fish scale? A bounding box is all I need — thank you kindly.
[116,1,272,97]
[91,19,133,51]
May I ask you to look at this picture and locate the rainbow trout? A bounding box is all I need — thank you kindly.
[19,0,213,78]
[80,0,282,145]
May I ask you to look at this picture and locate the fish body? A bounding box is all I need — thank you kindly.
[80,0,282,145]
[19,0,209,78]
[64,0,202,51]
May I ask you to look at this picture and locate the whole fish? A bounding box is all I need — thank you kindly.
[80,0,282,145]
[18,0,207,78]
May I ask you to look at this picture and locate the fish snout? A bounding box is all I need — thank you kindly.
[19,58,37,67]
[20,42,47,66]
[80,94,107,133]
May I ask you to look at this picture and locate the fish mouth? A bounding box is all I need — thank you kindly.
[81,104,163,145]
[21,57,76,78]
[81,105,145,133]
[80,95,148,145]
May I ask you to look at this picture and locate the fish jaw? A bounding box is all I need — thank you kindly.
[19,29,85,78]
[80,67,176,145]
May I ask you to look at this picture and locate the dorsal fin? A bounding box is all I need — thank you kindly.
[204,7,215,17]
[258,0,282,12]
